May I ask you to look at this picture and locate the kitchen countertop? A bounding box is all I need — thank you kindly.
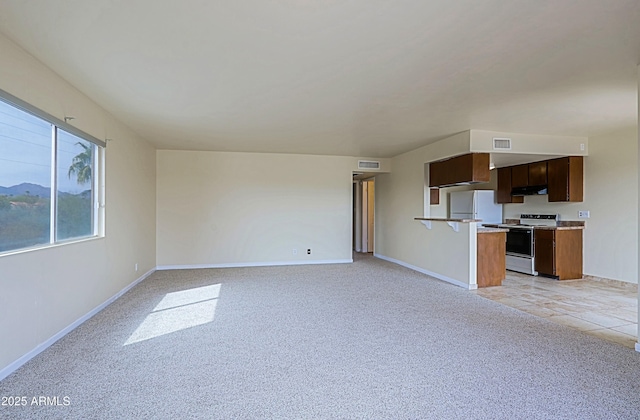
[414,217,481,223]
[482,223,585,231]
[478,227,509,234]
[531,225,585,230]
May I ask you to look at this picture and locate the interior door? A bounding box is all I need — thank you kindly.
[358,179,375,253]
[366,180,374,252]
[353,181,362,252]
[361,181,369,252]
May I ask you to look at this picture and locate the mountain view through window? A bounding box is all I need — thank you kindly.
[0,99,98,253]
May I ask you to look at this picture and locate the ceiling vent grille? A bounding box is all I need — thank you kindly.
[493,137,512,150]
[358,160,380,170]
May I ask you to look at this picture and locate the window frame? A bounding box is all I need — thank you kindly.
[0,88,106,255]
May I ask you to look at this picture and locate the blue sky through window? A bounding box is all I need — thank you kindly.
[0,100,88,194]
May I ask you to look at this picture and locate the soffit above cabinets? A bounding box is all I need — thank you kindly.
[469,130,588,169]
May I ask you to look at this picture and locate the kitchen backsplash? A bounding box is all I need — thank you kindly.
[501,193,587,223]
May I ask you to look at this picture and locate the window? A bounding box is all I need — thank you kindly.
[0,91,104,254]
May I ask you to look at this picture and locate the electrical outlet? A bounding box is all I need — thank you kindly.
[580,143,585,151]
[578,211,590,218]
[135,263,138,272]
[307,249,311,255]
[292,249,297,255]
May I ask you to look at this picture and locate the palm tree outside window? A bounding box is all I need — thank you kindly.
[56,132,95,241]
[68,142,92,186]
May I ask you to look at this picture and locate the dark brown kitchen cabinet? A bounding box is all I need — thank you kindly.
[429,153,491,187]
[528,161,547,186]
[477,231,506,287]
[512,162,547,188]
[430,188,440,205]
[547,156,583,202]
[497,167,524,204]
[534,229,583,280]
[534,230,555,276]
[511,164,529,188]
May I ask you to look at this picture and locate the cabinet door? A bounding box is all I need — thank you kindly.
[548,156,583,202]
[547,157,569,201]
[511,164,529,188]
[477,232,506,287]
[497,167,524,204]
[429,157,458,187]
[529,161,547,186]
[429,153,491,187]
[496,167,511,204]
[566,156,583,202]
[555,230,583,280]
[534,230,555,276]
[429,160,445,187]
[430,188,440,205]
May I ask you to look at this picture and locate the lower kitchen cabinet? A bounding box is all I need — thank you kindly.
[477,230,506,287]
[534,229,583,280]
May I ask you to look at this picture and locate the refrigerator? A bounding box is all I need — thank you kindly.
[449,190,502,224]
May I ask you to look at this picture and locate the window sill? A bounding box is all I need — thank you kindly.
[0,235,105,259]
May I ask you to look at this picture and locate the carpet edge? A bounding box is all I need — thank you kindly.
[0,267,156,382]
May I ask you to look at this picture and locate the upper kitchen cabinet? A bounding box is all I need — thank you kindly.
[429,153,491,187]
[528,161,547,186]
[497,167,524,204]
[547,156,583,202]
[511,161,547,188]
[510,164,529,188]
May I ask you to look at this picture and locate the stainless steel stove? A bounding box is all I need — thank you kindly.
[503,214,558,275]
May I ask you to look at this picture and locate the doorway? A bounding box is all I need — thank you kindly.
[353,177,374,253]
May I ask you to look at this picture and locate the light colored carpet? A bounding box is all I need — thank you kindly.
[1,254,639,419]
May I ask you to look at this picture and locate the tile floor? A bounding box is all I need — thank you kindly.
[473,271,638,349]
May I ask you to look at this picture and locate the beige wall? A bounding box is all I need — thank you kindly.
[374,143,476,288]
[0,32,156,373]
[502,127,638,283]
[156,150,354,267]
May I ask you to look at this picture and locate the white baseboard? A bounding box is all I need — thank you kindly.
[373,253,476,290]
[157,259,353,270]
[0,267,155,382]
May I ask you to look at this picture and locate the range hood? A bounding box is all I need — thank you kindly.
[511,185,548,196]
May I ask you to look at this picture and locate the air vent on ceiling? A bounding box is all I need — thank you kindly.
[358,160,380,170]
[493,137,512,150]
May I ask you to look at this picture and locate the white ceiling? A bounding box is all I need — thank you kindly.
[0,0,638,158]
